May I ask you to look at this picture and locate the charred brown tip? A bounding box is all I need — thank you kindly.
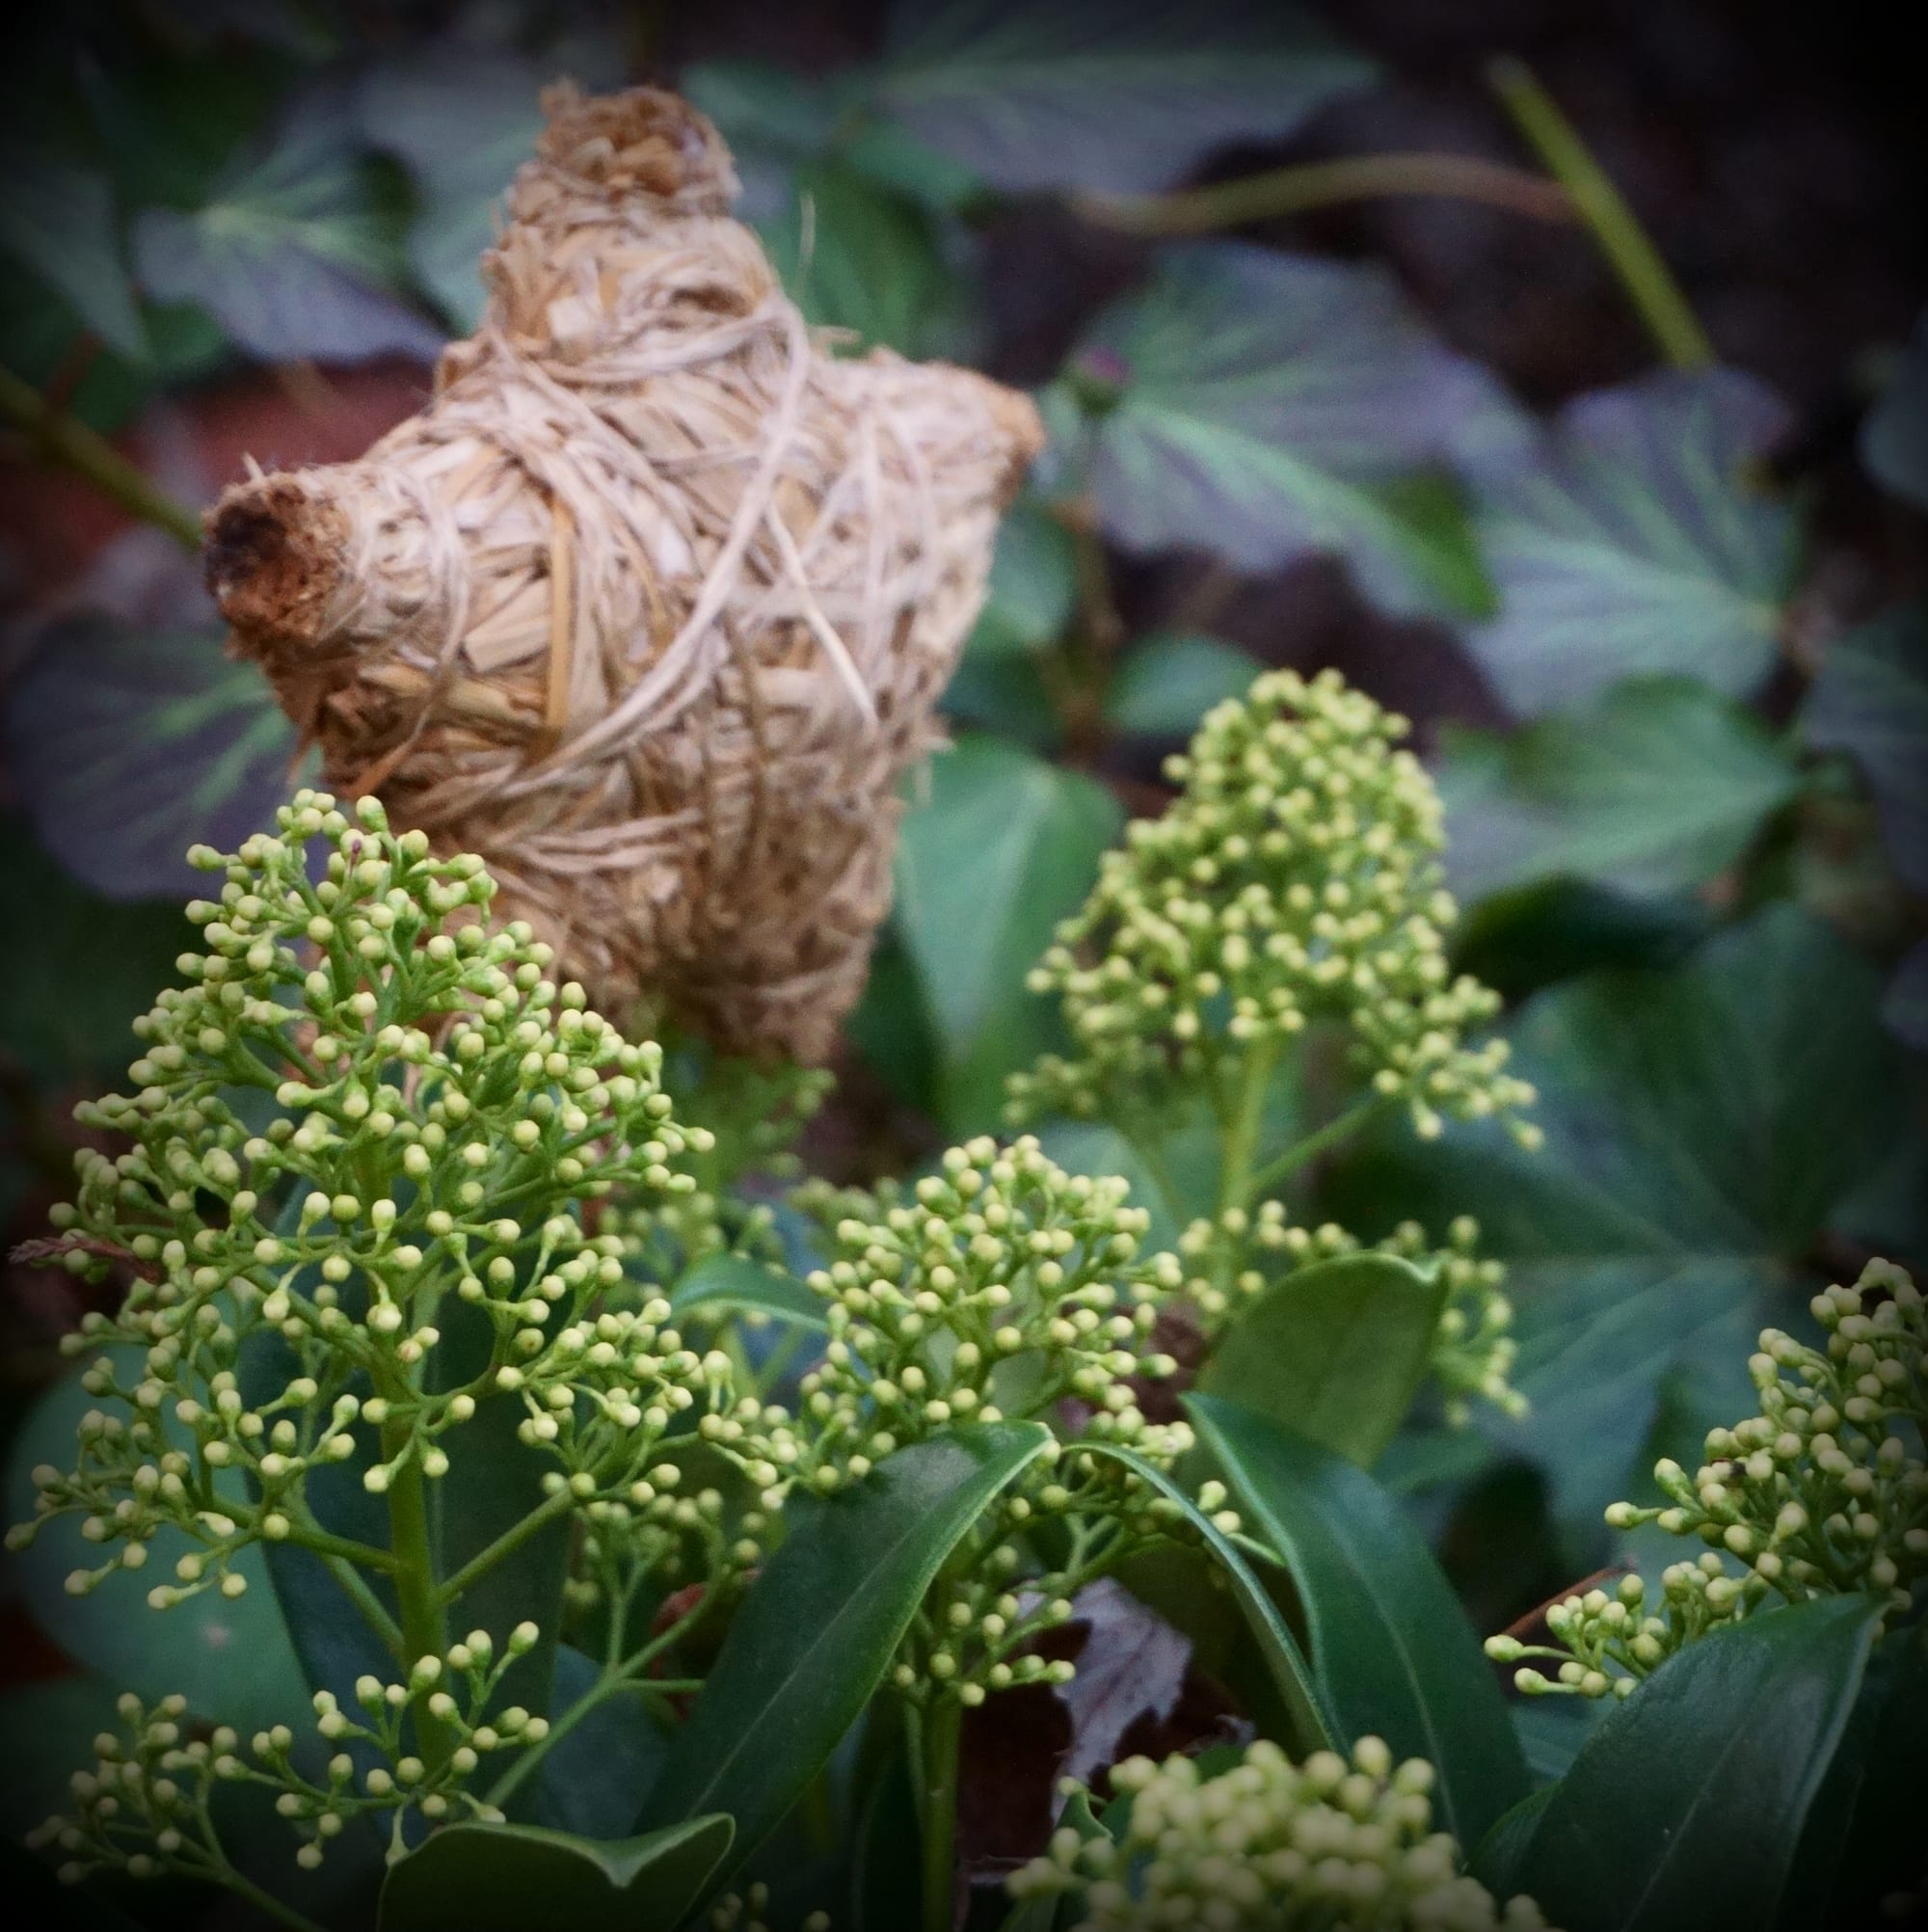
[203,477,350,652]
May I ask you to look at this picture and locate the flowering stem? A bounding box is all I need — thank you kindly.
[1218,1041,1282,1219]
[1071,151,1573,236]
[1243,1096,1390,1205]
[382,1427,452,1769]
[912,1692,963,1932]
[430,1489,576,1612]
[0,361,205,550]
[1486,56,1715,370]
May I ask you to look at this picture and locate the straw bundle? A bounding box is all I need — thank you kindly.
[204,83,1042,1060]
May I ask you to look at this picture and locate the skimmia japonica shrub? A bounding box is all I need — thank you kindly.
[10,670,1923,1932]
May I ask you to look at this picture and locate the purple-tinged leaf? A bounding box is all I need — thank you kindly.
[1804,602,1928,894]
[873,0,1377,196]
[1070,245,1531,614]
[1467,368,1800,716]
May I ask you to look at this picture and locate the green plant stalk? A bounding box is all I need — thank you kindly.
[915,1693,963,1932]
[320,1551,407,1659]
[206,1858,331,1932]
[430,1488,576,1611]
[382,1425,453,1770]
[1243,1095,1391,1204]
[1073,151,1574,236]
[1487,56,1715,370]
[0,361,204,550]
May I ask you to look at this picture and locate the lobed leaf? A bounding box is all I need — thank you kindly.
[1437,675,1804,902]
[1067,245,1530,612]
[870,0,1376,196]
[1466,368,1800,716]
[1104,632,1263,738]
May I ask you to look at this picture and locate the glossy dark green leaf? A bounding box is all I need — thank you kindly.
[1510,1596,1884,1932]
[759,160,974,358]
[1074,1441,1332,1757]
[1104,633,1262,737]
[1805,602,1928,893]
[871,0,1376,196]
[1439,677,1803,902]
[0,822,192,1085]
[1325,906,1901,1530]
[1071,246,1528,614]
[1467,369,1800,715]
[894,735,1120,1074]
[638,1423,1054,1873]
[1,618,297,900]
[532,1649,673,1838]
[1196,1253,1446,1468]
[132,97,440,364]
[670,1255,829,1330]
[379,1814,733,1932]
[357,53,548,332]
[1861,309,1928,510]
[1188,1395,1529,1849]
[0,155,145,357]
[4,1351,306,1735]
[967,502,1079,659]
[1467,1787,1553,1903]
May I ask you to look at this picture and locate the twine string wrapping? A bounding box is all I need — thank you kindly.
[204,83,1041,1060]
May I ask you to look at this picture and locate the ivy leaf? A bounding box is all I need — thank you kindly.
[1861,309,1928,510]
[1195,1253,1447,1468]
[1325,906,1902,1534]
[967,501,1079,659]
[668,1254,829,1330]
[379,1815,733,1932]
[1805,602,1928,894]
[1075,1442,1333,1757]
[1508,1596,1883,1932]
[894,736,1121,1106]
[870,0,1377,196]
[0,825,192,1086]
[1466,369,1800,716]
[759,160,975,358]
[1,617,298,901]
[356,53,547,333]
[1104,633,1262,738]
[3,1352,306,1737]
[636,1424,1054,1876]
[0,154,146,359]
[1066,245,1528,614]
[1189,1395,1530,1851]
[132,96,442,364]
[1437,677,1804,902]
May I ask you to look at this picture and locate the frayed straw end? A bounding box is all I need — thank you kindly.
[204,477,352,650]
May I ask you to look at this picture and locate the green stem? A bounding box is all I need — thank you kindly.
[1218,1042,1282,1218]
[382,1427,452,1770]
[1243,1096,1389,1205]
[1073,150,1573,236]
[1486,56,1715,370]
[0,362,205,550]
[430,1489,575,1612]
[208,1862,331,1932]
[916,1693,963,1932]
[319,1551,406,1660]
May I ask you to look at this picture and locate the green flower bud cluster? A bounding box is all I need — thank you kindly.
[772,1136,1221,1699]
[1175,1208,1522,1422]
[27,1625,549,1886]
[776,1136,1185,1492]
[707,1887,830,1931]
[567,1469,770,1625]
[1006,670,1537,1146]
[9,792,733,1598]
[1006,1738,1554,1931]
[1489,1259,1926,1698]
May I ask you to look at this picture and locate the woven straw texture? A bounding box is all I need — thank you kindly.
[205,83,1042,1060]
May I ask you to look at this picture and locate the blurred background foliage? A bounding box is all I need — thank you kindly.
[0,0,1922,1856]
